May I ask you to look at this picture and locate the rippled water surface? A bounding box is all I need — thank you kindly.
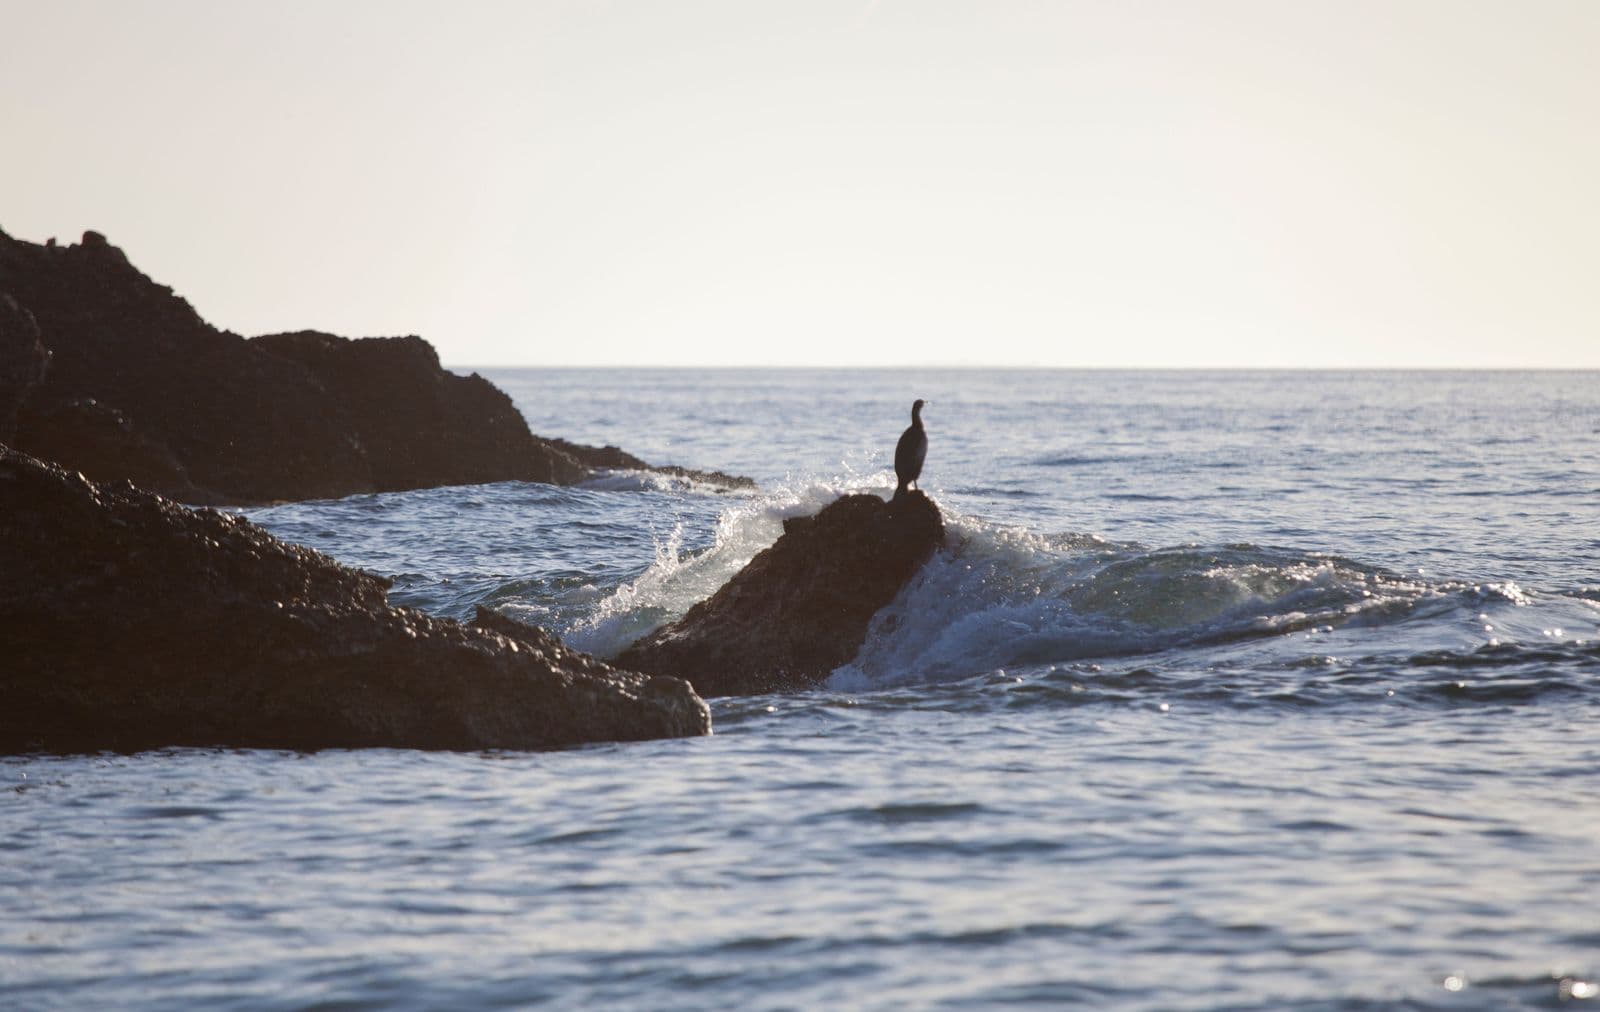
[5,370,1599,1009]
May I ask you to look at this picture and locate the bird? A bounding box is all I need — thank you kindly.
[893,399,927,501]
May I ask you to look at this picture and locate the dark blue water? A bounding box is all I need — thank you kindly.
[5,370,1599,1008]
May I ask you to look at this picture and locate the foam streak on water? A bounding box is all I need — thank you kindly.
[5,369,1600,1009]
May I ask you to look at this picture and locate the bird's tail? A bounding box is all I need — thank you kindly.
[893,479,908,502]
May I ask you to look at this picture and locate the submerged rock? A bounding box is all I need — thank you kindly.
[547,438,758,491]
[0,227,748,503]
[0,448,710,753]
[615,491,944,695]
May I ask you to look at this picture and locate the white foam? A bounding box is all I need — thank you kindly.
[829,516,1430,691]
[578,468,749,495]
[566,479,1442,688]
[563,471,900,657]
[829,517,1134,690]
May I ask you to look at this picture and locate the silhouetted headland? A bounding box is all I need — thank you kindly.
[0,227,751,504]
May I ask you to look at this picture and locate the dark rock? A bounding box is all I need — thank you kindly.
[0,294,49,443]
[469,604,700,707]
[18,396,206,501]
[251,330,591,489]
[0,448,711,753]
[0,228,750,503]
[615,491,944,695]
[1,230,370,502]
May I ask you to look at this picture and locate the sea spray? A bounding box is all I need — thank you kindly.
[553,474,1588,689]
[829,519,1453,691]
[562,471,906,657]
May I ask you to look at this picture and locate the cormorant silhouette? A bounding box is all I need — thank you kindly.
[894,399,926,500]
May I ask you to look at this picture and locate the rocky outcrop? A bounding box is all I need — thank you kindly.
[0,228,747,504]
[615,492,944,696]
[251,330,590,489]
[0,448,710,753]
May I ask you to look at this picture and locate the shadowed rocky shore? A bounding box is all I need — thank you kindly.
[615,491,945,696]
[0,448,711,752]
[0,227,750,504]
[0,225,962,751]
[0,445,948,751]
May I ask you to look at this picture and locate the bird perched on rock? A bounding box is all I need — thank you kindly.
[894,398,927,501]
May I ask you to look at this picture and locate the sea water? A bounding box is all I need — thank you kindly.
[4,370,1599,1009]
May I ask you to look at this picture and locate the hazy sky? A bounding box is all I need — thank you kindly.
[3,1,1596,367]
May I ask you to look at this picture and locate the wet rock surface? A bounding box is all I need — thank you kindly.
[0,227,747,503]
[0,448,711,753]
[615,491,944,696]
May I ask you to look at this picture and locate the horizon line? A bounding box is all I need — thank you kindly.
[448,363,1600,373]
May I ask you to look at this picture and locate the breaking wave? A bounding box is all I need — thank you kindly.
[554,478,1597,693]
[578,468,751,496]
[827,514,1460,691]
[561,471,903,657]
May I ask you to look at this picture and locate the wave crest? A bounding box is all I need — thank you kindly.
[829,517,1436,691]
[553,482,1595,695]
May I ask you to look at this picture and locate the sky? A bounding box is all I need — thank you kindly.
[2,1,1596,368]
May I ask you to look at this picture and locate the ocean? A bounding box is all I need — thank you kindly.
[4,369,1599,1009]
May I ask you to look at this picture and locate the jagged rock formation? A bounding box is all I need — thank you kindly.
[0,448,711,753]
[615,491,944,696]
[0,227,746,504]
